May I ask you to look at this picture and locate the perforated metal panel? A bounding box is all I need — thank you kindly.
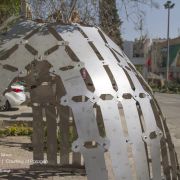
[0,20,179,180]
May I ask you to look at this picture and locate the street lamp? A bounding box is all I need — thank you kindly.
[164,1,175,87]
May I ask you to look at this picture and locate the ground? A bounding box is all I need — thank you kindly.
[154,92,180,161]
[0,92,179,179]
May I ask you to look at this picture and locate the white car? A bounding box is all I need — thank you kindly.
[0,83,26,111]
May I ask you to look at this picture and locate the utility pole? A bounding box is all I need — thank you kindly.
[178,28,180,37]
[164,1,175,87]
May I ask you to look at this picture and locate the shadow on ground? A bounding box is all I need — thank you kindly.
[0,168,86,180]
[0,108,19,113]
[0,113,32,119]
[0,139,32,151]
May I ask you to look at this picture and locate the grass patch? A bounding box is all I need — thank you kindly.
[0,123,32,137]
[149,81,180,94]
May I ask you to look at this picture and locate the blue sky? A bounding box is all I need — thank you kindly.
[118,0,180,41]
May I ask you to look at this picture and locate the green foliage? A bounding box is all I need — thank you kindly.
[168,82,180,93]
[0,124,32,137]
[99,0,122,47]
[0,0,20,24]
[0,0,20,14]
[149,81,180,94]
[68,126,78,147]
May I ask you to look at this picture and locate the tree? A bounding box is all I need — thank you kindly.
[99,0,122,47]
[117,0,159,37]
[28,0,99,24]
[0,0,159,45]
[0,0,21,24]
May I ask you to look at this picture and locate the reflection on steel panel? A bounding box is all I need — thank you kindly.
[0,20,179,180]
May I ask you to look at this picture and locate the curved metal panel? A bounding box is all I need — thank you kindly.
[0,21,179,180]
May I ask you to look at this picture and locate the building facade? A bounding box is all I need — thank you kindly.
[151,37,180,82]
[123,38,151,77]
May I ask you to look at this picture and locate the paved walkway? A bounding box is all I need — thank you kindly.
[154,93,180,161]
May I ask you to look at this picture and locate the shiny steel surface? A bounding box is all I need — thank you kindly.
[0,20,179,180]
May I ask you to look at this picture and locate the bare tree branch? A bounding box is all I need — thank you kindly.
[68,0,78,21]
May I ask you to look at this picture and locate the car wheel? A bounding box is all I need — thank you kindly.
[0,100,11,111]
